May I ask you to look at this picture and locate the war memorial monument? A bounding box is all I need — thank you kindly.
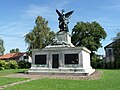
[28,9,95,75]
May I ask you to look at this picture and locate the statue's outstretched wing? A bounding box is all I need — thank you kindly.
[65,11,74,18]
[56,9,61,16]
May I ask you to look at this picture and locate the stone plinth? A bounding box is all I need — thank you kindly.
[46,31,74,48]
[28,47,95,75]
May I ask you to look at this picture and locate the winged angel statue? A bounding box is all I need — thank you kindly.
[56,9,74,32]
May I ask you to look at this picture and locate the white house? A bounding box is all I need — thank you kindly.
[0,52,32,63]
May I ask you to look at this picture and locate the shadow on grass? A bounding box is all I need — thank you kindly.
[16,69,28,74]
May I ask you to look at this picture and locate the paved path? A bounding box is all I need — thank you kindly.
[0,71,102,89]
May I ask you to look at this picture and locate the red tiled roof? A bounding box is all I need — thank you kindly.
[0,52,26,59]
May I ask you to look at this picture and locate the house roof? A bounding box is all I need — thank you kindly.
[104,42,114,49]
[0,52,26,59]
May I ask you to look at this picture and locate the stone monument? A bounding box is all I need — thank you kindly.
[28,9,95,75]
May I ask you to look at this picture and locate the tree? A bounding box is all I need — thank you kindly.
[72,21,107,53]
[0,38,5,55]
[25,16,55,52]
[71,21,107,67]
[10,48,20,53]
[112,32,120,68]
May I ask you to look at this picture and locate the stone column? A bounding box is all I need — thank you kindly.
[48,53,52,69]
[79,51,83,68]
[59,52,63,68]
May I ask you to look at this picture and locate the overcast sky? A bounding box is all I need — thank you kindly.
[0,0,120,55]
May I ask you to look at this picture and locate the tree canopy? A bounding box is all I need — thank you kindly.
[71,21,107,53]
[10,48,20,53]
[25,16,55,52]
[0,38,5,55]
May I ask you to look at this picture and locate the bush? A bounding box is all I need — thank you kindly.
[9,60,19,69]
[4,62,11,69]
[18,61,31,69]
[0,60,6,70]
[91,54,102,68]
[0,67,4,70]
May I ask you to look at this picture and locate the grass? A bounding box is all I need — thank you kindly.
[2,69,120,90]
[0,69,28,86]
[0,77,27,86]
[0,69,28,76]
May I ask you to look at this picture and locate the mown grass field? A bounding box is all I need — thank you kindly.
[1,69,120,90]
[0,69,27,76]
[0,77,27,86]
[0,69,28,86]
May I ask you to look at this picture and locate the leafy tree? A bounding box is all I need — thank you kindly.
[0,38,5,55]
[72,21,107,53]
[71,21,107,67]
[25,16,55,52]
[112,32,120,68]
[10,48,20,53]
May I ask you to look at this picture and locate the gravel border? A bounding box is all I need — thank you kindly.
[2,70,102,80]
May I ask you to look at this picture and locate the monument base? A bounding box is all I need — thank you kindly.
[28,68,95,76]
[28,47,95,76]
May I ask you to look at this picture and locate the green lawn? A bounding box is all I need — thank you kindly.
[0,69,28,86]
[0,77,27,86]
[0,69,28,76]
[2,69,120,90]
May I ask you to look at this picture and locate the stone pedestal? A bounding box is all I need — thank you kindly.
[28,31,95,75]
[28,47,95,75]
[46,31,74,48]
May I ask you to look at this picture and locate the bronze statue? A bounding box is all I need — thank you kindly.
[56,9,74,32]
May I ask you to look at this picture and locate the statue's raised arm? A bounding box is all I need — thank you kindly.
[56,9,74,32]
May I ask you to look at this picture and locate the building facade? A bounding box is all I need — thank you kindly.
[104,42,114,63]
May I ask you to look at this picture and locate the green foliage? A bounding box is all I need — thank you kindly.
[91,54,103,68]
[0,60,31,70]
[9,60,19,69]
[0,38,5,55]
[0,60,19,70]
[18,61,31,69]
[0,67,4,70]
[0,60,5,70]
[4,62,10,69]
[71,21,107,52]
[25,16,55,53]
[10,48,20,53]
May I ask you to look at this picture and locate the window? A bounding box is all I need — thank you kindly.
[107,49,112,56]
[65,54,79,64]
[24,56,28,59]
[35,55,46,64]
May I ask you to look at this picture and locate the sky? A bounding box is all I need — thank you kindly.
[0,0,120,55]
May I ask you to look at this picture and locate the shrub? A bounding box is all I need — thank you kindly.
[9,60,19,69]
[91,54,102,68]
[18,61,31,69]
[4,62,10,69]
[0,60,6,70]
[0,67,4,70]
